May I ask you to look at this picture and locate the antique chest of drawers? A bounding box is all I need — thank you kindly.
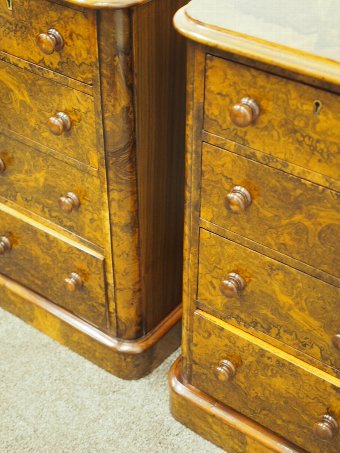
[0,0,186,379]
[170,0,340,451]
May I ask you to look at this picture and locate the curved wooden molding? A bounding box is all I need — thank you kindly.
[61,0,152,9]
[173,6,340,89]
[169,356,304,453]
[0,274,181,379]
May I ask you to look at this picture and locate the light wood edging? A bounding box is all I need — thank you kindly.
[0,274,181,379]
[60,0,153,9]
[169,356,304,453]
[173,7,340,90]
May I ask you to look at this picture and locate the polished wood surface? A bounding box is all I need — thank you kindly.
[201,143,340,277]
[133,0,186,333]
[56,0,161,8]
[0,0,186,377]
[0,60,98,167]
[202,131,340,195]
[174,1,340,88]
[36,28,65,56]
[170,356,304,453]
[0,205,107,328]
[191,311,340,453]
[0,0,96,83]
[171,2,340,450]
[0,273,182,380]
[204,56,340,181]
[185,0,340,62]
[198,229,340,371]
[95,9,141,338]
[0,133,103,245]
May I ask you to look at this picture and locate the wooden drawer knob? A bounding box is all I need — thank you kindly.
[225,186,252,213]
[48,112,71,136]
[220,273,245,298]
[64,272,83,292]
[36,29,64,55]
[0,158,5,173]
[0,236,12,255]
[313,415,338,441]
[59,192,80,213]
[230,97,260,127]
[215,360,236,382]
[332,334,340,350]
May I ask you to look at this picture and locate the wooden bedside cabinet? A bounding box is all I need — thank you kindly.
[170,0,340,451]
[0,0,186,379]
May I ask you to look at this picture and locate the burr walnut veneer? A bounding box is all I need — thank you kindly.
[171,0,340,451]
[0,0,186,379]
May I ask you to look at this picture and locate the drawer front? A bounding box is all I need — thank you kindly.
[198,229,340,370]
[0,134,103,246]
[0,60,98,167]
[201,142,340,277]
[0,0,96,84]
[192,311,340,453]
[204,56,340,181]
[0,206,107,328]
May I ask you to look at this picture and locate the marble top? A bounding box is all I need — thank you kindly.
[184,0,340,62]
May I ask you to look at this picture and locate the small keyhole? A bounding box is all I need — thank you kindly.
[313,100,322,116]
[6,0,13,10]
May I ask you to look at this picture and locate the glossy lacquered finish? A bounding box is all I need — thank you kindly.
[0,0,186,378]
[171,1,340,451]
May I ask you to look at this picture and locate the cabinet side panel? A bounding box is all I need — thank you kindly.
[132,0,186,333]
[97,9,142,339]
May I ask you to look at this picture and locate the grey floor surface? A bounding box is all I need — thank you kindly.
[0,308,221,453]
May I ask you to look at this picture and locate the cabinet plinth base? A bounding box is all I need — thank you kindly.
[169,356,304,453]
[0,274,181,380]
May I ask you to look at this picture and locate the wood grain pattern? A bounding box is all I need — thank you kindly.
[180,42,206,372]
[0,133,103,245]
[0,60,98,167]
[191,311,340,453]
[56,0,157,8]
[201,142,340,278]
[0,0,186,376]
[0,273,182,380]
[204,56,340,182]
[171,7,340,451]
[0,51,93,96]
[200,218,340,291]
[96,9,142,339]
[0,204,107,328]
[198,229,340,371]
[0,0,97,84]
[169,356,304,453]
[132,0,186,332]
[203,131,340,193]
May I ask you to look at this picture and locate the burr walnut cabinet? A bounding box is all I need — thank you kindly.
[170,0,340,451]
[0,0,186,379]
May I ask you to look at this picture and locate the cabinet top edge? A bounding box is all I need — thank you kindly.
[57,0,152,9]
[174,1,340,87]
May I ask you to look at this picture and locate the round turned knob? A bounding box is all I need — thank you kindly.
[332,334,340,350]
[64,272,83,292]
[0,158,5,174]
[230,97,260,127]
[220,273,245,298]
[48,112,71,136]
[59,192,80,213]
[215,360,236,382]
[36,28,64,55]
[313,415,339,441]
[0,236,12,255]
[225,186,252,213]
